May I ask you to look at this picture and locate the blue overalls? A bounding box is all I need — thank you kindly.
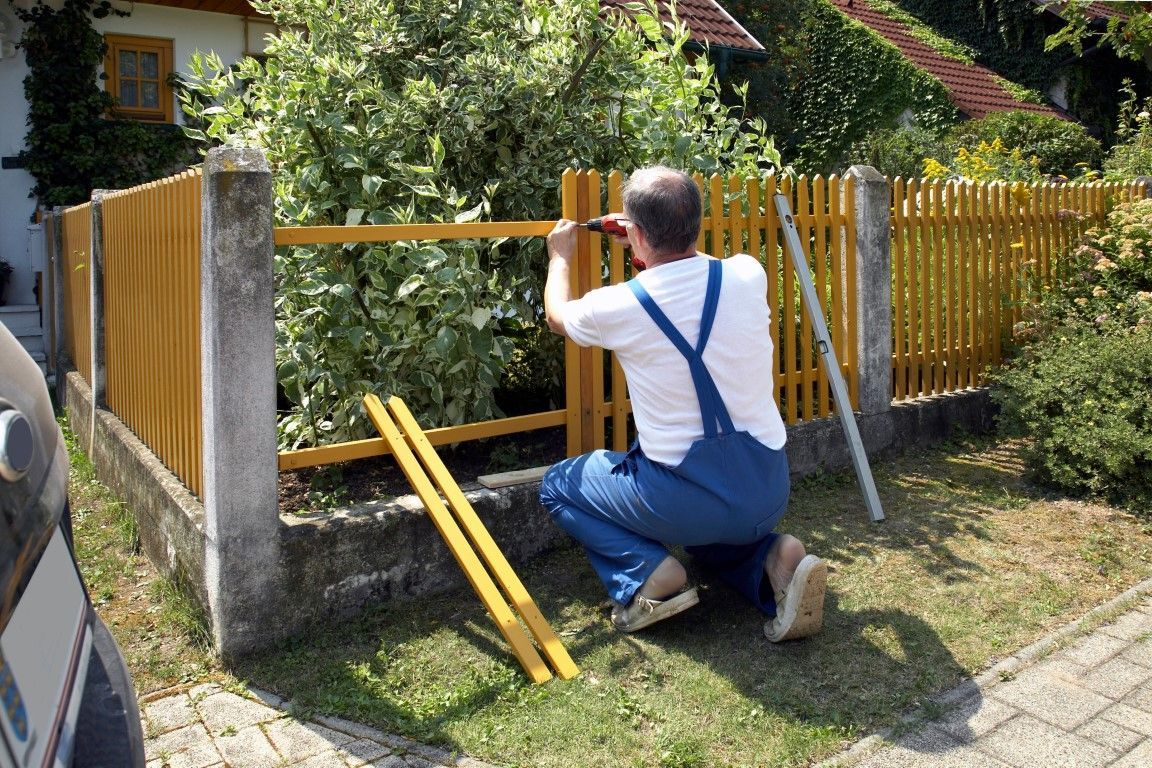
[540,259,791,612]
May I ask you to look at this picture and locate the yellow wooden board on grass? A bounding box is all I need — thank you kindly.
[362,394,578,683]
[385,397,578,681]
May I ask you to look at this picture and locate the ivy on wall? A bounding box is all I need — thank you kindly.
[784,0,957,173]
[10,0,197,210]
[882,0,1151,145]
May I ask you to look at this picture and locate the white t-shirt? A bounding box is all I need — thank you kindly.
[562,253,787,466]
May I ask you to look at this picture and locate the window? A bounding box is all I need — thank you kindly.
[104,34,174,123]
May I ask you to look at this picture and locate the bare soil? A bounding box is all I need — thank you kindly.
[277,427,568,515]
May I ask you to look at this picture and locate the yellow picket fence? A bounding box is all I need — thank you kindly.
[57,164,1147,491]
[101,170,204,498]
[277,169,858,471]
[60,203,93,386]
[890,178,1145,400]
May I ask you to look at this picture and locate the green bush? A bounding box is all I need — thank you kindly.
[946,111,1102,178]
[845,125,950,179]
[991,324,1152,512]
[993,196,1152,512]
[183,0,778,448]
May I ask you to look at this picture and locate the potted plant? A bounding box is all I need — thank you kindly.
[0,258,12,306]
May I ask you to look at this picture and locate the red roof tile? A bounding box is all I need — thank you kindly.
[601,0,765,53]
[830,0,1068,120]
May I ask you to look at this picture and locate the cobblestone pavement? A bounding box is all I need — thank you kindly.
[821,579,1152,768]
[141,580,1152,768]
[139,684,498,768]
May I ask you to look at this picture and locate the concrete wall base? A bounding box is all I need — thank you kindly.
[61,370,208,610]
[62,368,997,657]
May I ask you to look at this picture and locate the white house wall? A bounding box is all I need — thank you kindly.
[0,0,247,306]
[0,2,36,287]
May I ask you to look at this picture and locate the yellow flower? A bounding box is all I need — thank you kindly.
[1094,258,1116,271]
[1075,297,1089,306]
[1092,286,1108,297]
[1137,291,1152,302]
[1010,240,1025,250]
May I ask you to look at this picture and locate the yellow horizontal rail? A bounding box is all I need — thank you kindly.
[271,216,786,247]
[273,221,555,245]
[277,409,566,471]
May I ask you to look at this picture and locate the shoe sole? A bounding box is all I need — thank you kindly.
[614,588,700,633]
[764,555,827,642]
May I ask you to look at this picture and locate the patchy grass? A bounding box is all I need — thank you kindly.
[63,416,221,693]
[68,428,1152,767]
[229,438,1152,767]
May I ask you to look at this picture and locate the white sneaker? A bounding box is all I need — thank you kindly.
[611,587,700,632]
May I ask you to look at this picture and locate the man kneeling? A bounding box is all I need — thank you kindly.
[539,166,826,641]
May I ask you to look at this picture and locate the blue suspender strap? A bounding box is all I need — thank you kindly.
[696,259,722,355]
[626,259,736,438]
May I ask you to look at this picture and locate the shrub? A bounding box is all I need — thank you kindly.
[845,125,950,179]
[183,0,778,448]
[993,196,1152,512]
[991,324,1152,512]
[947,111,1102,178]
[1103,82,1152,181]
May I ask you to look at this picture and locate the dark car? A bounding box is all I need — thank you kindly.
[0,323,145,768]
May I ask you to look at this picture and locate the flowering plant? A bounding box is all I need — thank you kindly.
[1103,81,1152,181]
[1014,198,1152,344]
[923,138,1043,184]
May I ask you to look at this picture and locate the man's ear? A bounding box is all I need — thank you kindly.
[627,221,648,252]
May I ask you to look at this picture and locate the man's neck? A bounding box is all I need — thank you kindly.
[644,249,702,269]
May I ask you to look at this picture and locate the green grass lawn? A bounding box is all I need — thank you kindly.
[69,422,1152,768]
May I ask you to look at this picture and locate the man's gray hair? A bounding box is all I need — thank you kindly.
[622,166,701,256]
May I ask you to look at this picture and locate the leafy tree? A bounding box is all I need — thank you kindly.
[1045,1,1152,64]
[181,0,779,448]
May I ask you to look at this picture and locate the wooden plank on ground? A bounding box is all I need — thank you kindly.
[477,466,551,490]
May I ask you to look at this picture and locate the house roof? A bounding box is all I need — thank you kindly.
[132,0,259,16]
[600,0,766,53]
[132,0,766,53]
[1033,1,1131,22]
[830,0,1068,121]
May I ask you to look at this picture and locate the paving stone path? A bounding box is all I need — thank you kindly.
[141,580,1152,768]
[822,580,1152,768]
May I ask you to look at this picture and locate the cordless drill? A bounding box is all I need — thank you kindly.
[578,214,645,271]
[578,214,629,238]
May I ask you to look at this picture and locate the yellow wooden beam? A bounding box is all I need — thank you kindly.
[273,221,556,246]
[362,395,552,684]
[386,397,579,681]
[277,409,566,471]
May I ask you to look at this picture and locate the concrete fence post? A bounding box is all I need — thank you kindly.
[88,191,110,408]
[200,147,279,659]
[845,166,892,416]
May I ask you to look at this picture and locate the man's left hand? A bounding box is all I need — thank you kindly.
[547,219,579,264]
